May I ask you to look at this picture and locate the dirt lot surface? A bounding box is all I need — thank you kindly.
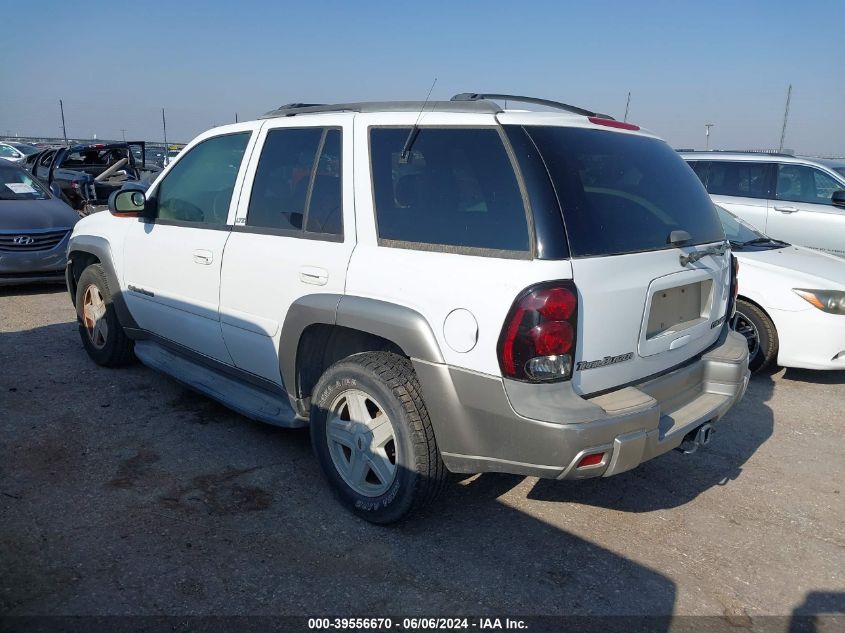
[1,285,843,621]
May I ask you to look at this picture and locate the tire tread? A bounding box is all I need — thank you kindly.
[311,351,447,523]
[76,264,134,367]
[354,351,447,516]
[736,298,778,372]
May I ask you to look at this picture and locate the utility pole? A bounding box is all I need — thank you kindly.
[59,99,68,146]
[235,112,238,123]
[778,84,792,153]
[121,128,127,142]
[623,92,631,123]
[162,108,168,150]
[705,123,714,151]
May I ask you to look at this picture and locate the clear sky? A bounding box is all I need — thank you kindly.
[3,0,843,155]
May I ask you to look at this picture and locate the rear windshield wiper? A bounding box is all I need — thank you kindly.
[679,241,728,266]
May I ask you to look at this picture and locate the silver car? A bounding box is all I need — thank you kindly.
[0,161,78,285]
[682,152,845,257]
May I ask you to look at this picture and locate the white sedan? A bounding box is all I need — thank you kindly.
[718,206,845,372]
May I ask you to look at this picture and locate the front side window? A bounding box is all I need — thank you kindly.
[776,164,844,205]
[246,127,342,237]
[370,127,530,252]
[525,127,724,257]
[155,132,250,226]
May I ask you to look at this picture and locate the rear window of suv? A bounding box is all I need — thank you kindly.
[369,127,530,254]
[523,127,725,257]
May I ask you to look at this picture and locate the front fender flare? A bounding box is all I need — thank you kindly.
[67,234,139,329]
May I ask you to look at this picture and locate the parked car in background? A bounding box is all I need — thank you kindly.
[66,94,749,523]
[682,152,845,257]
[718,205,845,372]
[4,142,41,160]
[0,142,30,164]
[0,161,78,285]
[29,142,155,215]
[135,146,166,169]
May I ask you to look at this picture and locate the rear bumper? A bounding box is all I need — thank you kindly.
[414,329,750,480]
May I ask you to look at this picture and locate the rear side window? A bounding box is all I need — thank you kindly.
[369,127,530,253]
[524,127,724,257]
[702,161,770,199]
[246,127,342,237]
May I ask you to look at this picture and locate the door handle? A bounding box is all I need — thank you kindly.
[193,249,213,265]
[773,205,799,214]
[299,266,329,286]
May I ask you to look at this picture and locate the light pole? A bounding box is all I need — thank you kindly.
[705,123,714,151]
[121,129,127,142]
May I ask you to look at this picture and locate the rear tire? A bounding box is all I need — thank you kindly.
[732,299,778,373]
[310,352,446,524]
[75,264,134,367]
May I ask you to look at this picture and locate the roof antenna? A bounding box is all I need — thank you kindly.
[399,77,437,164]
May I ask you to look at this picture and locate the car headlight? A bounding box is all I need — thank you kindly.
[793,289,845,315]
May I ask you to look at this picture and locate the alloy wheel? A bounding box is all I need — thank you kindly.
[731,311,760,364]
[82,284,109,350]
[325,389,397,497]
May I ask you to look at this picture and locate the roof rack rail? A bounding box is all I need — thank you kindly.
[260,100,502,119]
[275,103,326,110]
[450,93,613,120]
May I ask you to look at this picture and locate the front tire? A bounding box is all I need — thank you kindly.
[310,352,446,524]
[75,264,135,366]
[732,299,778,373]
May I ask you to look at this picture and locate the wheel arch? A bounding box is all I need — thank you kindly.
[67,235,139,329]
[736,294,773,322]
[279,295,445,410]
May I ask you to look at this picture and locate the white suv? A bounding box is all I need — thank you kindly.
[66,94,749,523]
[682,152,845,257]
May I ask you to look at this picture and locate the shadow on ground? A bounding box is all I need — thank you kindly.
[790,591,845,633]
[0,281,66,298]
[0,321,677,617]
[780,367,845,384]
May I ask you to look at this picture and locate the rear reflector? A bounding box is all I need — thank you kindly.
[577,452,605,468]
[588,116,640,131]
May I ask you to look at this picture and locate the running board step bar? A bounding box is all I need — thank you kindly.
[133,341,304,428]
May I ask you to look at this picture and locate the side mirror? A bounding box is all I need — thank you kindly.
[49,182,63,199]
[109,189,146,217]
[832,190,845,209]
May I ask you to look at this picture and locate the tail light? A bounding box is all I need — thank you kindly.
[497,281,578,382]
[728,255,739,317]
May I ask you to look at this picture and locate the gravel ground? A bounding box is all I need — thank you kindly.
[1,284,843,621]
